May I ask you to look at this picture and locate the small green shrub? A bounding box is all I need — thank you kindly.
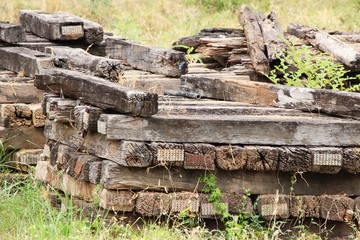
[265,39,360,92]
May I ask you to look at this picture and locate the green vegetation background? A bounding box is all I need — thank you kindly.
[1,0,359,48]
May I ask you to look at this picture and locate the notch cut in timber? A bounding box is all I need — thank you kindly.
[20,10,84,41]
[35,69,158,117]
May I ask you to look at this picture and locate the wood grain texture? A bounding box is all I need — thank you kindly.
[238,6,269,74]
[20,10,84,41]
[0,47,55,77]
[288,23,360,69]
[98,113,360,146]
[0,22,26,43]
[100,160,360,196]
[180,75,360,119]
[106,36,188,77]
[45,46,123,81]
[35,69,158,117]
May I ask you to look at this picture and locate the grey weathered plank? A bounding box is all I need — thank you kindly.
[45,46,123,81]
[99,189,135,212]
[0,22,26,43]
[238,6,269,74]
[100,160,360,196]
[20,10,84,41]
[35,69,158,117]
[106,36,188,77]
[74,105,104,132]
[287,23,360,69]
[97,113,360,146]
[180,75,360,119]
[0,47,55,77]
[45,97,77,122]
[0,80,44,104]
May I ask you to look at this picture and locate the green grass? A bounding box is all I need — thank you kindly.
[0,0,359,48]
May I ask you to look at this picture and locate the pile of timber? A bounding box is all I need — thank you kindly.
[1,7,360,236]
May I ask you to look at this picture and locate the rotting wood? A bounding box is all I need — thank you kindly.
[319,195,354,222]
[8,148,44,171]
[35,69,158,117]
[45,97,77,122]
[45,46,123,81]
[74,105,104,132]
[0,47,55,77]
[287,23,360,69]
[0,103,32,127]
[99,189,135,212]
[106,36,188,77]
[184,143,216,170]
[30,104,46,127]
[135,192,172,217]
[257,194,290,220]
[0,22,26,44]
[256,11,286,61]
[289,195,320,218]
[0,81,44,104]
[238,6,269,74]
[0,125,46,149]
[97,113,360,146]
[20,10,84,41]
[100,160,360,195]
[180,75,360,119]
[88,161,102,184]
[343,148,360,174]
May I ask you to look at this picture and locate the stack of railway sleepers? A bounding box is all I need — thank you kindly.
[0,7,360,237]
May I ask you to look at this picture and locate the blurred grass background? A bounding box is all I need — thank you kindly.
[0,0,359,48]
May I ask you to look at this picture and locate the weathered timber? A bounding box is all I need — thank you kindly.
[88,161,102,184]
[170,192,200,214]
[0,81,44,104]
[57,11,103,44]
[180,75,360,119]
[74,105,104,132]
[0,47,55,77]
[343,148,360,174]
[135,192,172,216]
[100,160,360,195]
[150,142,184,167]
[0,126,46,149]
[257,194,290,220]
[35,160,57,183]
[97,113,360,146]
[289,195,320,218]
[30,104,46,127]
[62,174,96,201]
[35,69,158,117]
[238,6,269,74]
[45,46,123,81]
[256,11,285,61]
[106,36,188,77]
[45,97,77,122]
[184,144,216,170]
[8,149,44,171]
[99,189,135,212]
[44,120,84,149]
[20,10,84,41]
[0,103,32,127]
[319,195,354,222]
[0,22,26,43]
[287,23,360,69]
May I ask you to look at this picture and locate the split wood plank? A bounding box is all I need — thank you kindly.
[45,97,77,122]
[100,160,360,196]
[0,22,26,43]
[8,148,44,172]
[106,36,188,77]
[35,69,158,117]
[287,23,360,69]
[97,113,360,146]
[256,11,286,61]
[238,6,269,74]
[20,10,84,41]
[0,47,55,77]
[45,46,123,81]
[180,75,360,119]
[74,105,104,132]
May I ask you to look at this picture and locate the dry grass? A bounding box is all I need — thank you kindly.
[0,0,359,48]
